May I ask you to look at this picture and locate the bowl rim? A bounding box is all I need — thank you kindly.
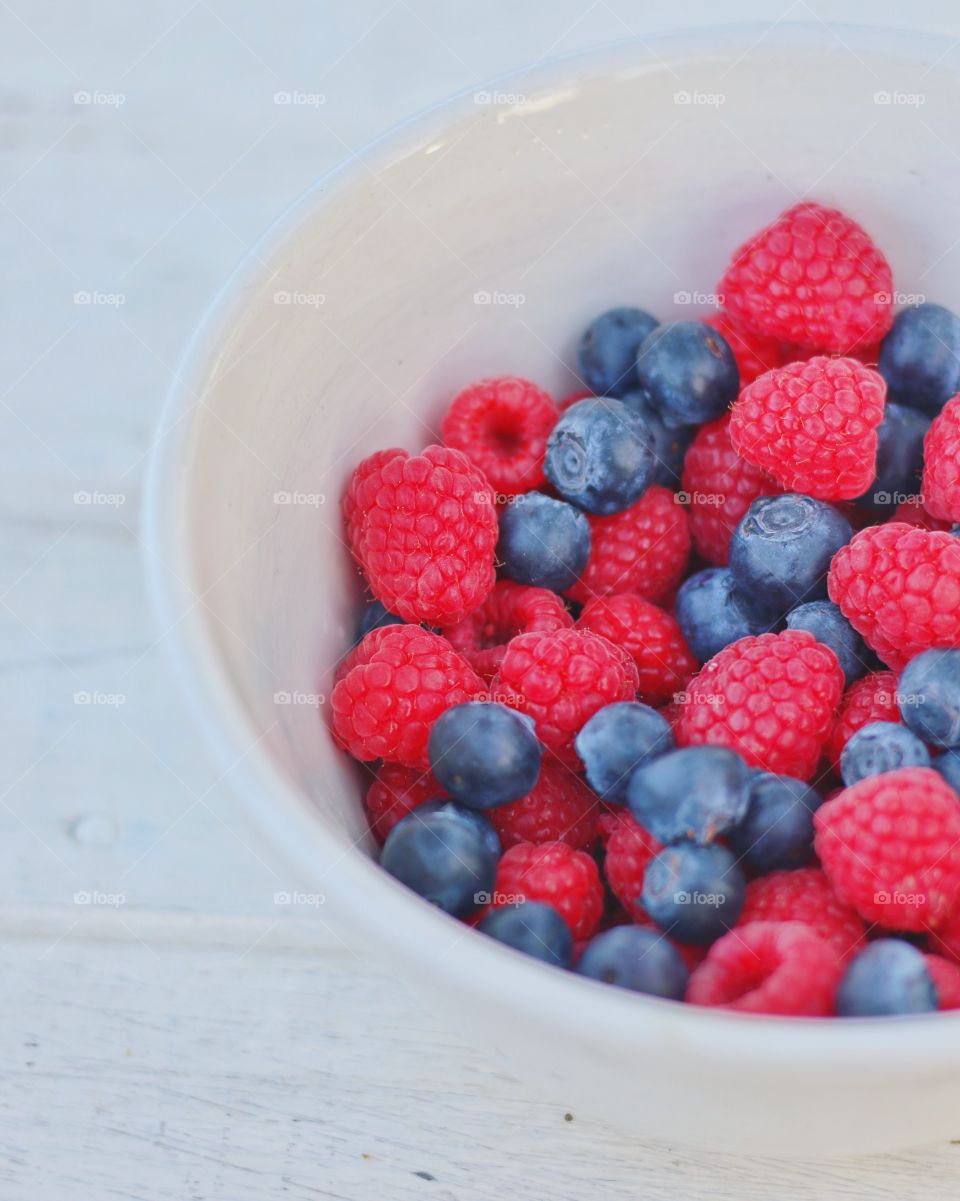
[143,21,960,1063]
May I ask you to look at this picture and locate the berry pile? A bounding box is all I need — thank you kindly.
[330,199,960,1017]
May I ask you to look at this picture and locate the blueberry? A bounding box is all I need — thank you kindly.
[576,926,688,999]
[855,402,930,514]
[428,702,541,809]
[836,939,938,1016]
[497,492,590,591]
[675,567,774,663]
[784,599,869,685]
[380,800,500,917]
[478,900,572,968]
[574,701,675,805]
[620,387,696,488]
[355,598,404,643]
[839,720,931,786]
[728,772,821,873]
[641,840,745,945]
[898,649,960,748]
[635,320,739,428]
[934,749,960,794]
[627,746,751,844]
[878,302,960,416]
[544,398,655,515]
[729,494,853,616]
[576,307,659,397]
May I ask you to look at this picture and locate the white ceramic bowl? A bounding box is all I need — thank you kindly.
[145,25,960,1156]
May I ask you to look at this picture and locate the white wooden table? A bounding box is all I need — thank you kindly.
[5,2,960,1195]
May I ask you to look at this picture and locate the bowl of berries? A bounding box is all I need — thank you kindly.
[147,26,960,1155]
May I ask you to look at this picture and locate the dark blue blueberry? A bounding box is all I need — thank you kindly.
[729,493,853,616]
[728,772,821,873]
[497,492,590,591]
[635,320,739,428]
[544,398,655,515]
[839,720,931,786]
[675,567,774,663]
[576,926,688,999]
[855,402,930,513]
[574,701,674,805]
[380,800,500,917]
[478,900,572,967]
[428,702,541,809]
[620,387,696,488]
[627,746,751,844]
[836,939,937,1016]
[934,749,960,795]
[355,599,404,643]
[878,303,960,416]
[641,840,745,945]
[898,649,960,748]
[576,306,659,397]
[784,599,869,685]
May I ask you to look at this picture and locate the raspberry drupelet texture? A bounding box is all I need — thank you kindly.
[814,767,960,931]
[602,810,663,923]
[681,415,782,566]
[342,447,406,551]
[331,625,486,769]
[491,628,640,763]
[576,594,697,706]
[345,444,498,625]
[488,762,598,851]
[364,763,444,844]
[491,840,604,939]
[441,580,573,680]
[686,920,843,1015]
[441,376,557,495]
[703,309,785,385]
[565,484,691,605]
[922,394,960,522]
[736,867,866,960]
[892,495,954,531]
[824,670,900,769]
[828,522,960,670]
[676,630,844,780]
[925,954,960,1010]
[717,201,894,352]
[729,356,886,501]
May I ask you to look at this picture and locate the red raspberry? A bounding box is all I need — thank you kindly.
[922,394,960,522]
[491,628,639,763]
[932,911,960,964]
[330,626,485,768]
[717,201,894,352]
[602,811,662,922]
[823,670,900,770]
[576,593,696,706]
[345,444,497,625]
[680,414,782,565]
[729,356,886,500]
[491,841,603,939]
[565,484,690,605]
[784,342,883,368]
[441,376,557,495]
[703,309,784,384]
[333,622,403,685]
[892,495,953,531]
[676,630,844,780]
[827,522,960,670]
[342,447,405,550]
[441,580,572,680]
[737,867,866,960]
[925,954,960,1010]
[686,921,843,1015]
[814,767,960,931]
[364,763,443,844]
[489,762,598,850]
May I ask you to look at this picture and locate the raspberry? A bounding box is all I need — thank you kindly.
[489,762,598,850]
[491,841,604,939]
[676,630,844,780]
[814,767,960,930]
[925,954,960,1009]
[576,594,697,706]
[330,626,485,768]
[824,671,900,769]
[932,911,960,964]
[686,921,843,1015]
[892,495,953,531]
[717,201,894,352]
[442,581,572,680]
[333,621,404,684]
[345,444,497,625]
[922,394,960,522]
[703,309,784,384]
[737,867,866,960]
[602,810,662,922]
[364,763,443,844]
[729,356,886,500]
[342,447,405,550]
[565,484,690,604]
[680,415,781,565]
[827,522,960,670]
[441,376,557,495]
[491,628,639,763]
